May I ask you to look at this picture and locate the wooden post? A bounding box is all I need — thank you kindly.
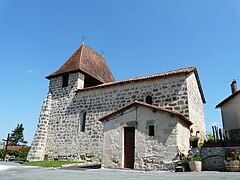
[2,133,10,161]
[212,126,215,141]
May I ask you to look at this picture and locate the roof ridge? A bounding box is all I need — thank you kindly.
[134,101,190,119]
[82,43,105,59]
[77,66,205,104]
[216,89,240,108]
[78,66,196,90]
[68,45,83,62]
[124,66,196,80]
[79,43,84,69]
[99,101,192,125]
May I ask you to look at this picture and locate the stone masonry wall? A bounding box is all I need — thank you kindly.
[29,71,205,162]
[202,146,240,171]
[102,106,190,170]
[186,72,206,139]
[27,92,52,161]
[44,72,85,161]
[43,73,191,161]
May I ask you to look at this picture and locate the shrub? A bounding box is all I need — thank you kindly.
[225,148,240,161]
[0,149,4,159]
[0,148,29,161]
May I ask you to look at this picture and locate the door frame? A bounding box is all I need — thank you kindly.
[123,127,135,169]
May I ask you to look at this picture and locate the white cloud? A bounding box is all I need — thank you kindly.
[25,69,37,74]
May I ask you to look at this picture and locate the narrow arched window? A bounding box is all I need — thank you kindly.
[146,95,153,105]
[79,112,87,132]
[148,125,154,136]
[62,74,69,88]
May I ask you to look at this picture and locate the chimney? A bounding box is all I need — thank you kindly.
[231,79,237,94]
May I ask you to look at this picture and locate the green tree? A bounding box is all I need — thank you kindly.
[9,123,28,146]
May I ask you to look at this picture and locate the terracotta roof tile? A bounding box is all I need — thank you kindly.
[46,44,115,83]
[5,146,31,151]
[99,101,192,126]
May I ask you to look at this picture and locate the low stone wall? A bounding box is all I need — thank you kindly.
[201,146,240,171]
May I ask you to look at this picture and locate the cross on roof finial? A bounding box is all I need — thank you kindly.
[82,36,86,44]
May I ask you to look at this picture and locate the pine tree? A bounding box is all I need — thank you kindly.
[9,123,28,146]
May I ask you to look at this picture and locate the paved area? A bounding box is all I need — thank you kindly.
[0,162,239,180]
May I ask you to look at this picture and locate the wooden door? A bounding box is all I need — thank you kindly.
[124,127,135,169]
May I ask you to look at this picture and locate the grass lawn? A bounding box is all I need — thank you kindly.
[24,160,82,167]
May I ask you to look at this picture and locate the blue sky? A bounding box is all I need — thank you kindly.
[1,0,240,144]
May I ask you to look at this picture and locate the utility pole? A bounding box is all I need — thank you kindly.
[2,133,10,161]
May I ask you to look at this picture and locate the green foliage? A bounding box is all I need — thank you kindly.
[204,131,239,145]
[9,123,28,146]
[19,149,29,159]
[205,139,222,144]
[204,132,223,145]
[205,132,219,143]
[197,143,204,149]
[24,160,81,167]
[188,156,202,161]
[0,149,4,159]
[0,148,29,161]
[225,149,240,161]
[186,150,202,161]
[206,132,214,141]
[205,128,240,145]
[7,150,19,157]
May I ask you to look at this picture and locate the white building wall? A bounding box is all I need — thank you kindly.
[102,106,190,170]
[221,95,240,130]
[176,121,190,155]
[186,72,206,139]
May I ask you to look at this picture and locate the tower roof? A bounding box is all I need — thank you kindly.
[46,44,115,83]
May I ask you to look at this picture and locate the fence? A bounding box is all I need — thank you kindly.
[210,126,240,143]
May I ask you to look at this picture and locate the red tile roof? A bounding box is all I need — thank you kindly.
[99,101,192,126]
[4,146,31,151]
[46,44,115,83]
[216,90,240,108]
[77,66,206,103]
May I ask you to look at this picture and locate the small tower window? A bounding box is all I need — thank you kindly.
[62,74,69,87]
[80,112,87,132]
[146,95,153,105]
[149,125,154,136]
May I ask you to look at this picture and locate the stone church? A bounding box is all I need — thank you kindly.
[27,43,206,170]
